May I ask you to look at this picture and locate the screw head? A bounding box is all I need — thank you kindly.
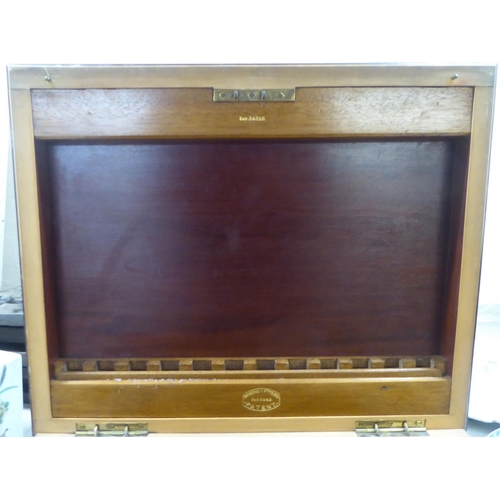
[44,75,51,82]
[451,73,459,80]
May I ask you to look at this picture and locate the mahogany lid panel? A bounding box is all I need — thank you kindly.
[41,139,457,359]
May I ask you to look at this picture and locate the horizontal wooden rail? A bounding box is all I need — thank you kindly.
[31,87,472,139]
[51,376,452,418]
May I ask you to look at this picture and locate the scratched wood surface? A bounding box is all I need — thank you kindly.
[31,87,473,139]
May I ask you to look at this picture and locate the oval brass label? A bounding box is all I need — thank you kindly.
[242,388,281,412]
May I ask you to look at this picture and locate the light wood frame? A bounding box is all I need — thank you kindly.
[8,64,496,435]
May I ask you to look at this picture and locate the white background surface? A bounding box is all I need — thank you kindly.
[1,438,499,497]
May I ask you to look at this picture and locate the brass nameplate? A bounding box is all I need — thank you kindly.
[214,89,295,102]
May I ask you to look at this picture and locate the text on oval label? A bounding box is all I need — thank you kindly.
[242,388,280,412]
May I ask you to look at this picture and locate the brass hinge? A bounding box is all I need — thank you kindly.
[355,420,428,437]
[213,88,295,102]
[75,423,148,437]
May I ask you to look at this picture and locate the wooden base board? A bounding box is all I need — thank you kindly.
[51,376,451,418]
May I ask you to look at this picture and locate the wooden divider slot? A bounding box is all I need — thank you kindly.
[53,356,448,381]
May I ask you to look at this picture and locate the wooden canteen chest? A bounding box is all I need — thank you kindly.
[8,64,496,436]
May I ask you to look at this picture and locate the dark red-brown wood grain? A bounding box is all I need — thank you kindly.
[39,139,461,358]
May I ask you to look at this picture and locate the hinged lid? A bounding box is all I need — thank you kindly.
[7,64,496,434]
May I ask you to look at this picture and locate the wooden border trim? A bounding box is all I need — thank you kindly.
[9,64,496,89]
[8,89,52,434]
[447,86,496,427]
[32,413,467,435]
